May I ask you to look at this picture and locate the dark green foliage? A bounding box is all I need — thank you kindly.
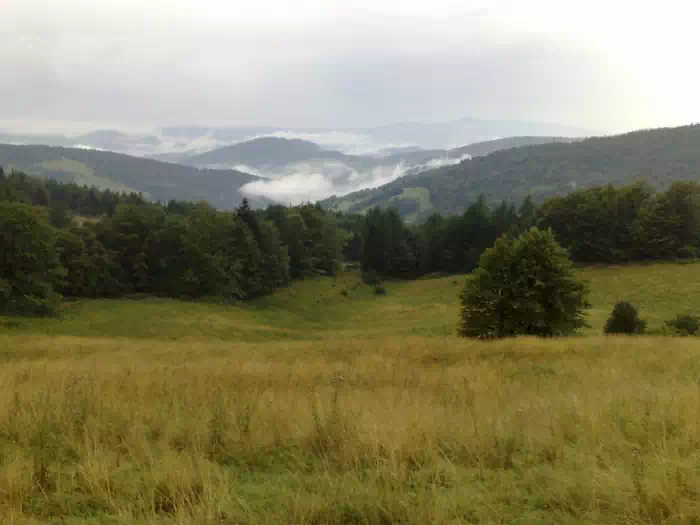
[0,202,65,315]
[56,225,122,298]
[360,195,527,279]
[48,206,72,229]
[374,285,387,295]
[263,203,342,278]
[360,207,418,279]
[665,314,700,336]
[459,228,590,338]
[539,182,700,263]
[0,168,145,217]
[0,168,347,315]
[361,269,382,286]
[604,302,647,335]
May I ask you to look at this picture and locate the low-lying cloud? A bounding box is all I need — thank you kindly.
[239,154,470,205]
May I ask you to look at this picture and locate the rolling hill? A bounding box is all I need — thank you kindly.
[185,135,577,171]
[0,144,269,208]
[186,136,354,168]
[321,124,700,222]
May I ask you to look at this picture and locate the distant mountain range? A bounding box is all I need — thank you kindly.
[353,118,595,149]
[4,124,698,220]
[159,117,595,152]
[179,135,577,172]
[0,144,269,209]
[0,129,162,155]
[0,134,581,210]
[321,124,700,223]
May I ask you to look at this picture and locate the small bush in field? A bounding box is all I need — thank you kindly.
[665,314,700,336]
[362,270,382,286]
[374,285,387,296]
[604,301,646,334]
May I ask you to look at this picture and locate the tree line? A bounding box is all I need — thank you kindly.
[3,164,700,317]
[0,167,146,220]
[358,195,538,279]
[358,181,700,279]
[0,167,343,315]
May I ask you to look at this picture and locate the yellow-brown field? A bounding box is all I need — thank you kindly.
[2,263,700,524]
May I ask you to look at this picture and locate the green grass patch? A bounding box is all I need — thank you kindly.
[3,261,700,341]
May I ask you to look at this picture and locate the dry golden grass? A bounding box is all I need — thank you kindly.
[3,334,700,524]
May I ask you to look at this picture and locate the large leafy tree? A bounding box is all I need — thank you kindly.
[459,227,590,338]
[0,202,65,315]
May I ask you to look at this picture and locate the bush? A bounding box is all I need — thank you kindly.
[665,314,700,336]
[362,269,382,286]
[374,285,387,295]
[604,301,646,334]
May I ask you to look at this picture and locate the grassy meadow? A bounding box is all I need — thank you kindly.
[2,262,700,523]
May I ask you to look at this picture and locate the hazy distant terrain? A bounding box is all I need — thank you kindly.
[322,124,700,222]
[179,135,577,204]
[0,120,582,205]
[0,144,268,208]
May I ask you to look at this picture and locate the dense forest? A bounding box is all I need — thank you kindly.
[323,124,700,222]
[358,181,700,280]
[3,165,700,316]
[0,167,343,315]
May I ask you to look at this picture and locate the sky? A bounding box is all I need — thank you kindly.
[2,0,699,134]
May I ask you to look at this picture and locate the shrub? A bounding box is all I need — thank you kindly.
[374,285,387,296]
[604,301,647,334]
[665,314,700,336]
[362,269,382,286]
[340,289,349,297]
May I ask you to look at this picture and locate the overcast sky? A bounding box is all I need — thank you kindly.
[3,0,699,134]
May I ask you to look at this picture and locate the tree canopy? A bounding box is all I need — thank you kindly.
[459,227,590,338]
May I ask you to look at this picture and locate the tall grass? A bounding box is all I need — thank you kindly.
[2,334,700,523]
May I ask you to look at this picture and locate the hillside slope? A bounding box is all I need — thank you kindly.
[0,144,268,208]
[185,135,575,172]
[4,261,699,340]
[322,125,700,221]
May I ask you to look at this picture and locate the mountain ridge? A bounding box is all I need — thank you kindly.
[0,143,269,209]
[321,124,700,222]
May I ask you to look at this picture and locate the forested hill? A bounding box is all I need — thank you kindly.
[186,137,352,167]
[450,136,579,158]
[0,144,269,209]
[321,124,700,222]
[185,135,576,170]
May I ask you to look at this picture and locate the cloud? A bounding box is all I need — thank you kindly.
[4,0,699,133]
[241,172,334,204]
[239,154,470,205]
[70,144,107,151]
